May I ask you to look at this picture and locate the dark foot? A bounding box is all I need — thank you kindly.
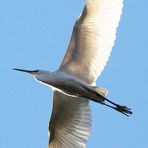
[114,104,132,116]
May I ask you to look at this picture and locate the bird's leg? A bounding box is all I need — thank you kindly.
[87,88,133,116]
[101,97,132,116]
[71,81,132,116]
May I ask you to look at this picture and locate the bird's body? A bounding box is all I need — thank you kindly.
[35,70,106,102]
[14,0,132,147]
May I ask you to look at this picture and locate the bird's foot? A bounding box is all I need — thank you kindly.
[102,97,133,116]
[114,104,132,116]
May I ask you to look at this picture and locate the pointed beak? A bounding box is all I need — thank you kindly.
[13,68,39,75]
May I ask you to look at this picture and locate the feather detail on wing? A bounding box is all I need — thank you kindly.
[59,0,123,83]
[48,91,91,148]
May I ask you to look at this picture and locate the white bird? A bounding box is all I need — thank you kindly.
[14,0,132,147]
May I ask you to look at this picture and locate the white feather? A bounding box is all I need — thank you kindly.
[59,0,123,83]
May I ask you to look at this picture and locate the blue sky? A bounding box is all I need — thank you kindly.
[0,0,148,147]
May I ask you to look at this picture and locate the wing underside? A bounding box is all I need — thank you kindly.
[59,0,123,83]
[48,91,91,148]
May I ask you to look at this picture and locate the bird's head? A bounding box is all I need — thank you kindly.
[13,68,52,83]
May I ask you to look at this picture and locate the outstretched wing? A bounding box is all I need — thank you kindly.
[48,91,91,148]
[59,0,123,84]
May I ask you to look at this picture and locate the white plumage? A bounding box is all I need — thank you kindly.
[48,91,90,148]
[14,0,132,148]
[60,0,123,83]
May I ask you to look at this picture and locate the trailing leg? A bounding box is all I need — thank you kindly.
[91,92,132,116]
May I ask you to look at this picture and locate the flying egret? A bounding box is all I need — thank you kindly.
[14,0,132,147]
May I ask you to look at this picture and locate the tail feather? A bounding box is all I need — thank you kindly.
[94,87,108,97]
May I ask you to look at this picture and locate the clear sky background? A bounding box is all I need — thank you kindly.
[0,0,148,148]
